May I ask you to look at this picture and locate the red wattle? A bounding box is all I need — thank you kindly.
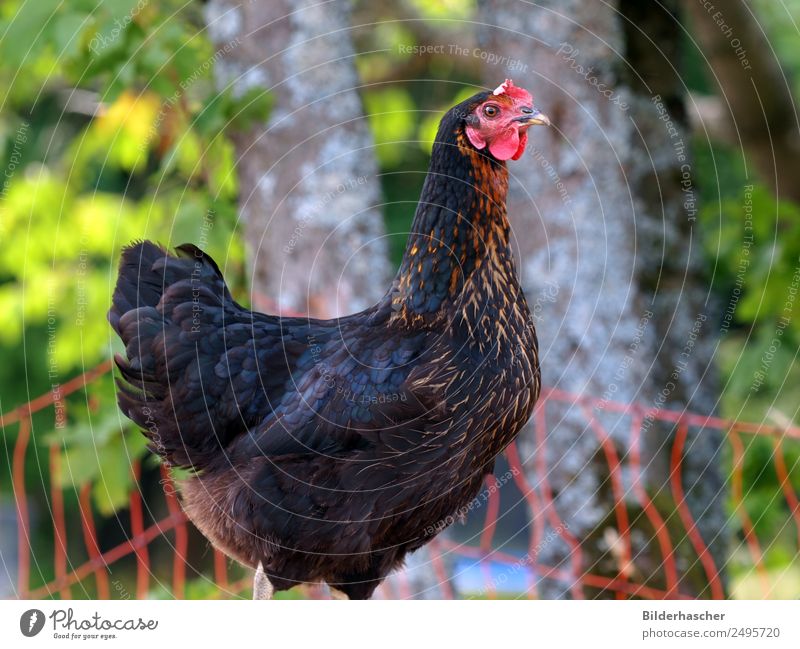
[488,127,521,161]
[511,131,528,160]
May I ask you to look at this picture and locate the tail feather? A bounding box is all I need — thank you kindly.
[109,241,247,469]
[108,241,171,333]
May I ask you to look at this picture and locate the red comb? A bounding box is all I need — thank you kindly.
[492,79,531,102]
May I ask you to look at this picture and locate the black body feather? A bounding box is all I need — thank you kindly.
[109,91,540,599]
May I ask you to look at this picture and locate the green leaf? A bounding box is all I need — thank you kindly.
[194,94,228,138]
[91,431,148,515]
[205,137,238,198]
[51,12,90,59]
[363,87,415,166]
[227,87,273,131]
[0,0,62,65]
[53,411,148,514]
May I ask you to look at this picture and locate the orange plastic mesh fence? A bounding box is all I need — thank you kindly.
[3,361,799,600]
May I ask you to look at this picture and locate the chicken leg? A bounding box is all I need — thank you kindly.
[329,586,349,600]
[253,562,274,600]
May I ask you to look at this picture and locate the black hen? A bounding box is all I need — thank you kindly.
[109,80,547,599]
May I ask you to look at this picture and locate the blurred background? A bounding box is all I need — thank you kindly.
[1,0,799,599]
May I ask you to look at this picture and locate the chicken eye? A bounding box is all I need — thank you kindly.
[483,104,499,118]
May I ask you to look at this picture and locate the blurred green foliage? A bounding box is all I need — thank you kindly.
[688,2,800,592]
[0,0,271,516]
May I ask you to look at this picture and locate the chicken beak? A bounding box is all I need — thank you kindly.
[520,109,551,127]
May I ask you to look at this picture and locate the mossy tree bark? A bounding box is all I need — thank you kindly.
[479,0,725,598]
[204,0,455,599]
[205,0,390,318]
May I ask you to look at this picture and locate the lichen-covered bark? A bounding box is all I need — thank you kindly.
[479,0,724,597]
[205,0,390,318]
[204,0,450,598]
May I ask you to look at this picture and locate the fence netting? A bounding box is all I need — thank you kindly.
[2,360,799,599]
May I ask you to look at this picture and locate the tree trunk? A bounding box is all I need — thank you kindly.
[204,0,390,318]
[204,0,453,598]
[684,0,800,203]
[479,0,725,598]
